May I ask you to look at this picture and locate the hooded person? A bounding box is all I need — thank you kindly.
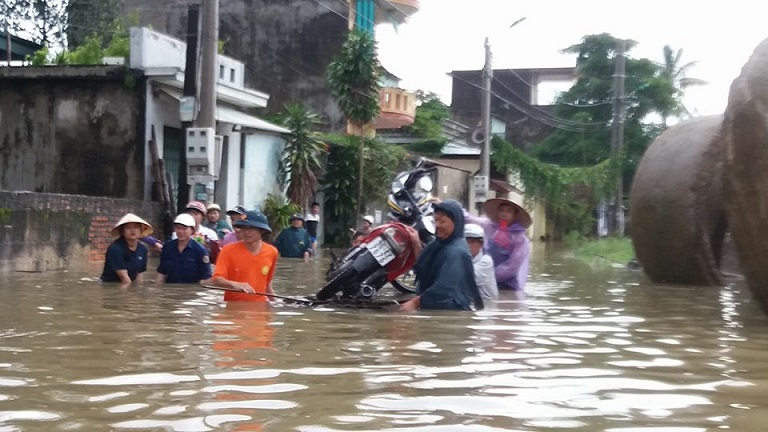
[464,197,531,292]
[400,200,484,312]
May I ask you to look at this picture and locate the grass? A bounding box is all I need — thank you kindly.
[566,235,635,266]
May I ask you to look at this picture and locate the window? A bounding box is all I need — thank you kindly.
[230,68,236,83]
[219,65,225,79]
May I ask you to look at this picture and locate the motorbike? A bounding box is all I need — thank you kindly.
[316,165,437,302]
[315,222,418,301]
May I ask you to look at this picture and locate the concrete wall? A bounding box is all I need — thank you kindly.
[122,0,350,129]
[0,191,162,273]
[0,66,147,199]
[242,134,284,211]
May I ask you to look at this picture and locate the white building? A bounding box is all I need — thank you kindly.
[129,27,289,213]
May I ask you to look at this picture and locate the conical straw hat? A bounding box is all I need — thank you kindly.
[111,213,154,237]
[482,197,532,228]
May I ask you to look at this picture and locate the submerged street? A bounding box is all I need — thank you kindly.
[1,244,766,431]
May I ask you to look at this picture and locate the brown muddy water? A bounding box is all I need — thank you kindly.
[1,244,767,431]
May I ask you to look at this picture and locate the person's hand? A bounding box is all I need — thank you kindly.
[404,225,420,246]
[430,197,442,205]
[399,297,420,312]
[237,282,256,294]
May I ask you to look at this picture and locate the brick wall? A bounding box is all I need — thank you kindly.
[0,191,163,273]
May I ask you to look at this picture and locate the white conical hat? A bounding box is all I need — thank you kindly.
[482,197,532,228]
[111,213,153,237]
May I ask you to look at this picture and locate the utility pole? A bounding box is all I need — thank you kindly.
[198,0,218,129]
[178,3,200,212]
[479,37,493,190]
[610,40,626,236]
[5,24,11,66]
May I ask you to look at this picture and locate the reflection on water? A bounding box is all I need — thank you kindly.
[1,245,768,431]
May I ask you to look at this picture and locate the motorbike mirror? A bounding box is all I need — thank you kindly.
[422,215,436,234]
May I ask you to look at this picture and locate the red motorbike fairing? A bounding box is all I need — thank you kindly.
[361,222,417,282]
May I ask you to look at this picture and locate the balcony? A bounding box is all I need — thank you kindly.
[374,0,420,25]
[375,87,416,130]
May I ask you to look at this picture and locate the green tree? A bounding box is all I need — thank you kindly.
[66,0,120,48]
[532,33,675,189]
[406,90,451,139]
[326,29,381,220]
[27,0,67,47]
[322,134,409,246]
[277,103,328,210]
[0,0,31,35]
[660,45,708,122]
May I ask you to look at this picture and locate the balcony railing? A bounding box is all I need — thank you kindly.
[374,87,416,130]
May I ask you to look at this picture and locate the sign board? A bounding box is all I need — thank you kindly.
[179,96,198,122]
[474,175,489,202]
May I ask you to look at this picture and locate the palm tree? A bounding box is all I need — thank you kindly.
[326,29,381,220]
[278,103,328,210]
[660,45,708,123]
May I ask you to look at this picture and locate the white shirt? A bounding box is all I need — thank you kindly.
[472,252,499,301]
[305,213,320,222]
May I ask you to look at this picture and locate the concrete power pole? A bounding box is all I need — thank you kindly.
[610,40,626,236]
[198,0,219,129]
[479,37,493,194]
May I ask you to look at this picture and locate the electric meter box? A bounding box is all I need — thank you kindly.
[185,127,223,180]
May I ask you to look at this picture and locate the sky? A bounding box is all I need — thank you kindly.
[375,0,768,117]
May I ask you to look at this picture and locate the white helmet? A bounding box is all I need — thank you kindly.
[363,215,374,224]
[173,213,196,227]
[464,223,485,239]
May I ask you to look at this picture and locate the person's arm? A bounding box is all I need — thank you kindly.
[494,234,531,281]
[105,244,131,284]
[199,249,213,282]
[405,226,423,259]
[156,273,167,284]
[475,256,499,301]
[135,272,144,284]
[211,248,254,293]
[304,232,312,262]
[399,295,420,312]
[115,269,132,284]
[463,209,491,229]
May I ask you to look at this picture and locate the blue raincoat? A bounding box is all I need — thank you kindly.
[412,200,484,311]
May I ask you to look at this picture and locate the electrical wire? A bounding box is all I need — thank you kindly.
[449,73,605,133]
[491,75,607,127]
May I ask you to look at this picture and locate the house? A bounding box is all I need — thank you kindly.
[129,27,289,214]
[0,28,288,236]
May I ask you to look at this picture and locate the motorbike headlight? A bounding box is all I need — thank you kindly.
[417,176,433,194]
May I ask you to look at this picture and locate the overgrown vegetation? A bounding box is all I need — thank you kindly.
[321,134,410,246]
[567,235,635,266]
[326,29,382,220]
[27,14,132,65]
[261,194,301,237]
[275,103,328,211]
[492,136,614,236]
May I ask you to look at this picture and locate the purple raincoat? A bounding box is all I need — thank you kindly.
[465,211,531,291]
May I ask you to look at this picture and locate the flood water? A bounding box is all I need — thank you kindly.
[1,244,768,431]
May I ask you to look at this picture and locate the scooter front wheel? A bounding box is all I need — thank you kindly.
[390,270,417,294]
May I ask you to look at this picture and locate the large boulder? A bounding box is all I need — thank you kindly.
[723,38,768,307]
[629,115,727,285]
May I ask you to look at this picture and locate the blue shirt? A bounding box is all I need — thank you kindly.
[101,237,148,282]
[157,239,212,283]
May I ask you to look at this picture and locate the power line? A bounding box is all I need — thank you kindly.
[450,73,603,132]
[491,75,606,127]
